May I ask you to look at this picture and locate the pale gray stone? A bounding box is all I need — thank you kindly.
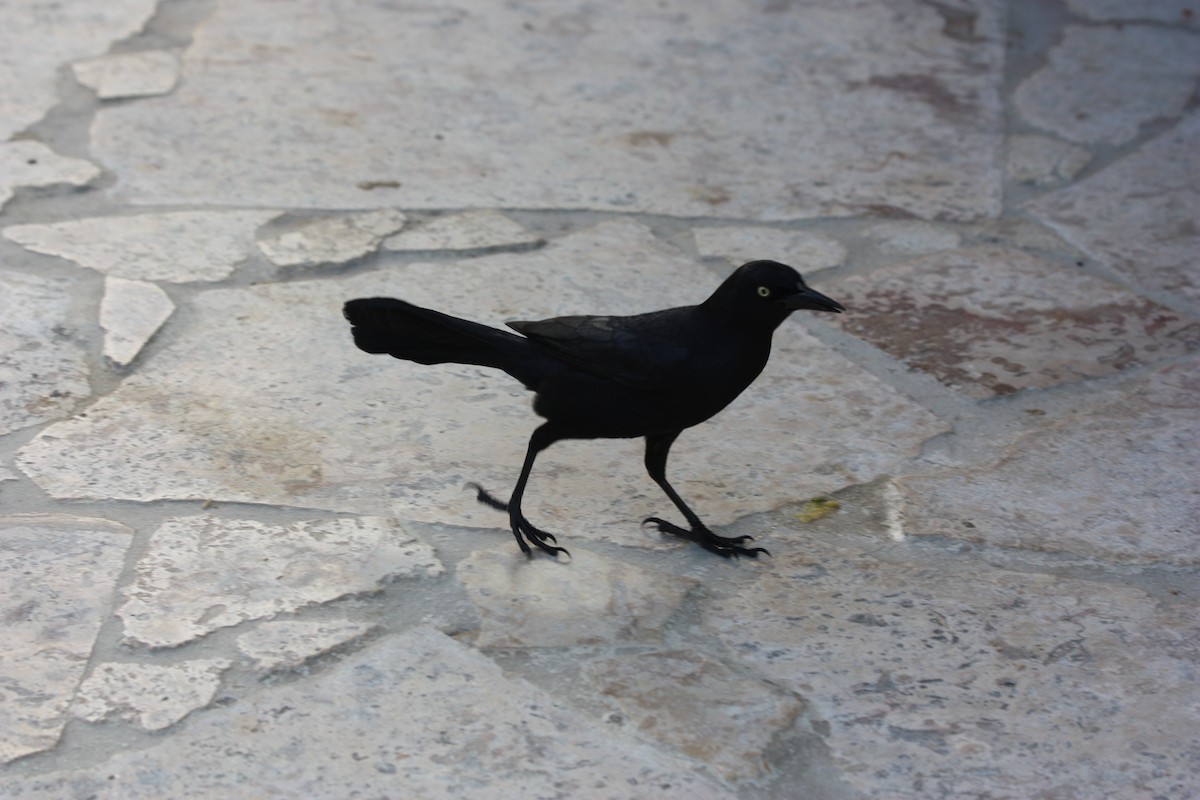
[828,246,1200,398]
[72,660,230,731]
[898,357,1200,564]
[0,461,16,482]
[71,51,180,100]
[117,515,443,649]
[692,226,845,270]
[1028,112,1200,306]
[257,209,407,267]
[0,514,133,764]
[457,545,696,648]
[16,222,947,546]
[0,140,100,208]
[237,620,375,672]
[0,0,156,139]
[0,627,725,798]
[382,210,539,252]
[582,650,805,781]
[1013,24,1200,145]
[1006,134,1091,185]
[100,277,174,367]
[92,0,1004,220]
[705,532,1200,798]
[860,221,962,255]
[0,271,91,436]
[3,210,278,283]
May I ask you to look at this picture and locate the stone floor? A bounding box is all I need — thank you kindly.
[1,0,1197,797]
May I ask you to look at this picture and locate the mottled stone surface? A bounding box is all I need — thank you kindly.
[1066,0,1200,26]
[71,51,180,100]
[0,0,156,139]
[705,532,1200,799]
[582,650,805,781]
[828,246,1200,398]
[0,627,725,798]
[0,271,91,436]
[1013,24,1200,145]
[899,357,1200,564]
[383,210,539,252]
[1028,112,1200,306]
[15,222,946,536]
[99,277,174,366]
[73,660,230,731]
[861,220,962,255]
[1006,133,1091,185]
[0,140,100,208]
[92,0,1004,220]
[692,226,845,270]
[257,209,407,267]
[3,210,278,283]
[237,620,375,673]
[117,515,443,649]
[0,514,133,764]
[458,545,696,648]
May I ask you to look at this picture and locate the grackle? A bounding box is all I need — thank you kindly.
[343,260,843,559]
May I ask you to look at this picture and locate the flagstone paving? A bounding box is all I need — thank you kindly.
[0,1,1196,798]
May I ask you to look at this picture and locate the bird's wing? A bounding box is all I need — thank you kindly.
[507,308,692,391]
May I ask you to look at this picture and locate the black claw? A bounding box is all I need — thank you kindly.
[643,516,770,559]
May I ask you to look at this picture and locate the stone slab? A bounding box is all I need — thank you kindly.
[897,357,1200,564]
[0,271,92,436]
[71,50,180,100]
[1013,24,1200,145]
[72,660,231,731]
[0,140,100,208]
[0,514,133,764]
[691,226,845,270]
[457,545,696,648]
[237,620,376,673]
[860,220,962,255]
[704,533,1200,798]
[582,649,805,781]
[15,222,947,548]
[91,0,1004,220]
[3,210,279,283]
[382,210,540,252]
[1028,112,1200,307]
[0,627,725,798]
[827,246,1200,398]
[117,515,443,649]
[0,0,156,139]
[257,209,407,268]
[1006,133,1091,186]
[99,276,175,366]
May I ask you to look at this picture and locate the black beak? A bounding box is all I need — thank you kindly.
[783,284,844,313]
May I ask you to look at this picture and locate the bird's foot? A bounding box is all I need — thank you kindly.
[467,482,508,512]
[468,483,569,559]
[513,514,570,560]
[642,517,769,558]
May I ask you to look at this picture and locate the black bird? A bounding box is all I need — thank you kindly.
[343,260,844,559]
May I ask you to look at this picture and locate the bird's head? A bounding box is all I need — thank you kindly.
[707,260,844,322]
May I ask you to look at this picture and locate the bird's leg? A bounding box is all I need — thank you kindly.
[475,424,568,559]
[466,481,561,546]
[641,431,769,558]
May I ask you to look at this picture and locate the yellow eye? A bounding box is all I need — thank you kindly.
[757,286,771,297]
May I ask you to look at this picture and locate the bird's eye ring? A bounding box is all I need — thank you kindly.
[757,286,771,297]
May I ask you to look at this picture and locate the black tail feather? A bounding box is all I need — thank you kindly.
[343,297,546,388]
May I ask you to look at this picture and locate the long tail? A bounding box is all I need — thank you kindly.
[343,297,547,389]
